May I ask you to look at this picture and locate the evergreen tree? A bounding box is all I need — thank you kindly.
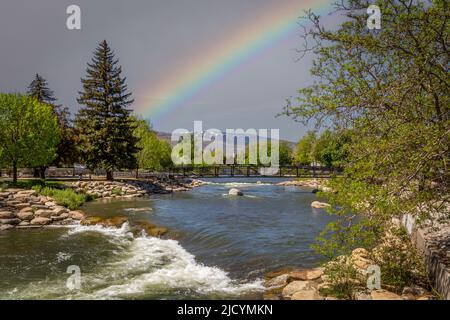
[27,74,79,173]
[27,74,57,104]
[76,40,139,180]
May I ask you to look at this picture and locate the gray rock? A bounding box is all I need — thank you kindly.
[282,281,313,299]
[264,274,289,288]
[0,218,21,225]
[354,291,372,300]
[228,188,243,196]
[402,285,427,297]
[311,201,331,209]
[0,224,14,231]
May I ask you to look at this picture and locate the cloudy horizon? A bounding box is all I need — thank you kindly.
[0,0,339,142]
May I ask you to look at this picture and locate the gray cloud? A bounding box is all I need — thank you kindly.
[0,0,339,141]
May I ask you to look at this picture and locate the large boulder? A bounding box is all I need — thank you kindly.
[264,268,294,279]
[30,217,51,225]
[228,188,243,196]
[370,290,402,300]
[51,213,69,221]
[15,203,31,210]
[0,211,15,219]
[402,285,427,297]
[311,201,331,209]
[354,291,372,300]
[147,227,168,237]
[34,209,53,218]
[81,216,128,228]
[16,211,34,221]
[0,192,12,198]
[16,190,37,197]
[0,224,14,231]
[133,221,168,237]
[263,287,283,300]
[32,204,49,210]
[287,268,323,282]
[264,274,289,288]
[282,281,312,299]
[69,210,86,220]
[52,207,68,216]
[291,290,321,300]
[0,218,21,225]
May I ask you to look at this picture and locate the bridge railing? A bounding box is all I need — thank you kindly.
[166,165,342,178]
[0,165,342,180]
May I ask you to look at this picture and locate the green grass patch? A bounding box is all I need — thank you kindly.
[32,185,88,210]
[0,182,7,192]
[111,187,122,196]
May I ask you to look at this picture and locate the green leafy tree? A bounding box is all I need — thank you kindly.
[27,74,79,174]
[279,141,294,166]
[76,40,139,180]
[294,131,316,165]
[283,0,449,257]
[0,94,60,183]
[313,129,350,167]
[242,140,293,166]
[132,117,172,171]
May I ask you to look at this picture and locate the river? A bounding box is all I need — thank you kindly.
[0,177,334,299]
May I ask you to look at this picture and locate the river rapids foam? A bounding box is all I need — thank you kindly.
[4,223,264,300]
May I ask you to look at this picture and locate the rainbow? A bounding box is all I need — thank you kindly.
[136,0,331,121]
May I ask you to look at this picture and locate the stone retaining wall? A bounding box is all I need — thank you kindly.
[403,214,450,299]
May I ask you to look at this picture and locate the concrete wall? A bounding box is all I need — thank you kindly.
[403,214,450,300]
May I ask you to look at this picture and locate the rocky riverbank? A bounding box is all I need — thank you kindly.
[263,247,434,300]
[0,177,203,231]
[0,189,86,230]
[276,178,332,192]
[72,177,204,199]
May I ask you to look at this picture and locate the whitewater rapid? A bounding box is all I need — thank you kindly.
[2,223,264,300]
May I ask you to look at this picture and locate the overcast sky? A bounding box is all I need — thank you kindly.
[0,0,339,141]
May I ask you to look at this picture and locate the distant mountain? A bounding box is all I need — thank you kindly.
[156,131,295,149]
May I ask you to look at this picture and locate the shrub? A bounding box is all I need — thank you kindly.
[111,187,122,196]
[371,226,429,293]
[33,186,87,210]
[319,257,364,299]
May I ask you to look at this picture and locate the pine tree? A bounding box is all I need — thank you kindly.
[76,40,139,180]
[27,74,79,171]
[27,74,57,104]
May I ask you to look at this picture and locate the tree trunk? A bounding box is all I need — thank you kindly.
[33,168,40,178]
[106,170,114,181]
[39,166,47,179]
[12,163,17,184]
